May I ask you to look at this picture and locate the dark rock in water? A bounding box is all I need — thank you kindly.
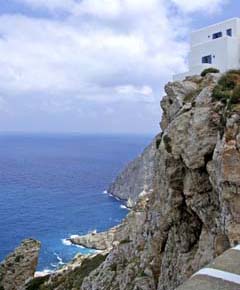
[108,136,158,207]
[0,239,40,290]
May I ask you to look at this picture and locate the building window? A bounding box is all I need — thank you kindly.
[202,55,212,64]
[227,28,232,36]
[212,32,222,39]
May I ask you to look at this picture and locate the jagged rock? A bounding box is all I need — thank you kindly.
[69,227,122,250]
[3,72,240,290]
[107,137,157,207]
[79,73,240,290]
[0,239,40,290]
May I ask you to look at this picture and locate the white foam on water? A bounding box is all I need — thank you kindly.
[75,245,85,249]
[193,268,240,285]
[94,249,103,253]
[54,252,65,265]
[61,238,72,246]
[103,190,108,194]
[120,204,130,210]
[50,263,58,268]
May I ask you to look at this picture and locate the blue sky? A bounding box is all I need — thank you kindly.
[0,0,238,134]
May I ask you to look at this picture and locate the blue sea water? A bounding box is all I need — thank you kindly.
[0,133,152,271]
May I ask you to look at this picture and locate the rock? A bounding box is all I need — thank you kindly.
[107,136,158,207]
[78,73,240,290]
[69,227,122,251]
[3,72,240,290]
[0,239,40,290]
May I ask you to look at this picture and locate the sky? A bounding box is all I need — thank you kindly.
[0,0,238,134]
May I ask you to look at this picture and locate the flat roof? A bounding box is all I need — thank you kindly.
[191,17,240,34]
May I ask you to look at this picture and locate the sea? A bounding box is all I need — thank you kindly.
[0,133,152,272]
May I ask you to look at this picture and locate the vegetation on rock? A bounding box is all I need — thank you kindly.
[212,70,240,103]
[201,67,220,77]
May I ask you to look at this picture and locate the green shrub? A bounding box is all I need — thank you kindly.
[218,73,240,90]
[212,86,232,102]
[232,85,240,104]
[226,69,240,75]
[212,70,240,103]
[201,67,220,77]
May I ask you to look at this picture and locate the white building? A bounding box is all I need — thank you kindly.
[174,18,240,81]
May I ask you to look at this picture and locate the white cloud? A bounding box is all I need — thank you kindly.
[15,0,227,15]
[0,2,189,104]
[0,0,229,132]
[171,0,228,14]
[116,85,153,97]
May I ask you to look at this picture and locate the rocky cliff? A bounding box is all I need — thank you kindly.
[2,70,240,290]
[0,239,40,290]
[79,72,240,290]
[108,137,156,207]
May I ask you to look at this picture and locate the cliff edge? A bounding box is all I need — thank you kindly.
[2,70,240,290]
[0,239,40,290]
[79,71,240,290]
[107,137,157,207]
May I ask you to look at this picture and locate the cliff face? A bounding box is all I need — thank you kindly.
[0,239,40,290]
[108,138,156,207]
[79,73,240,290]
[2,71,240,290]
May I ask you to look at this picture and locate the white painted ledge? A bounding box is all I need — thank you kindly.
[193,268,240,285]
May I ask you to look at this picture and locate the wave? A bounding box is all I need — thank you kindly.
[75,244,85,249]
[120,204,130,210]
[54,252,64,265]
[61,238,72,246]
[50,263,58,268]
[108,192,121,201]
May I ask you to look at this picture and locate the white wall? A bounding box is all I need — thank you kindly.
[189,36,240,72]
[190,18,240,46]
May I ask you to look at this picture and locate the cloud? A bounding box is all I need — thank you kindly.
[0,3,188,103]
[0,0,229,132]
[171,0,228,14]
[14,0,228,16]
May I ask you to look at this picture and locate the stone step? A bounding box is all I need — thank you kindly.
[176,246,240,290]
